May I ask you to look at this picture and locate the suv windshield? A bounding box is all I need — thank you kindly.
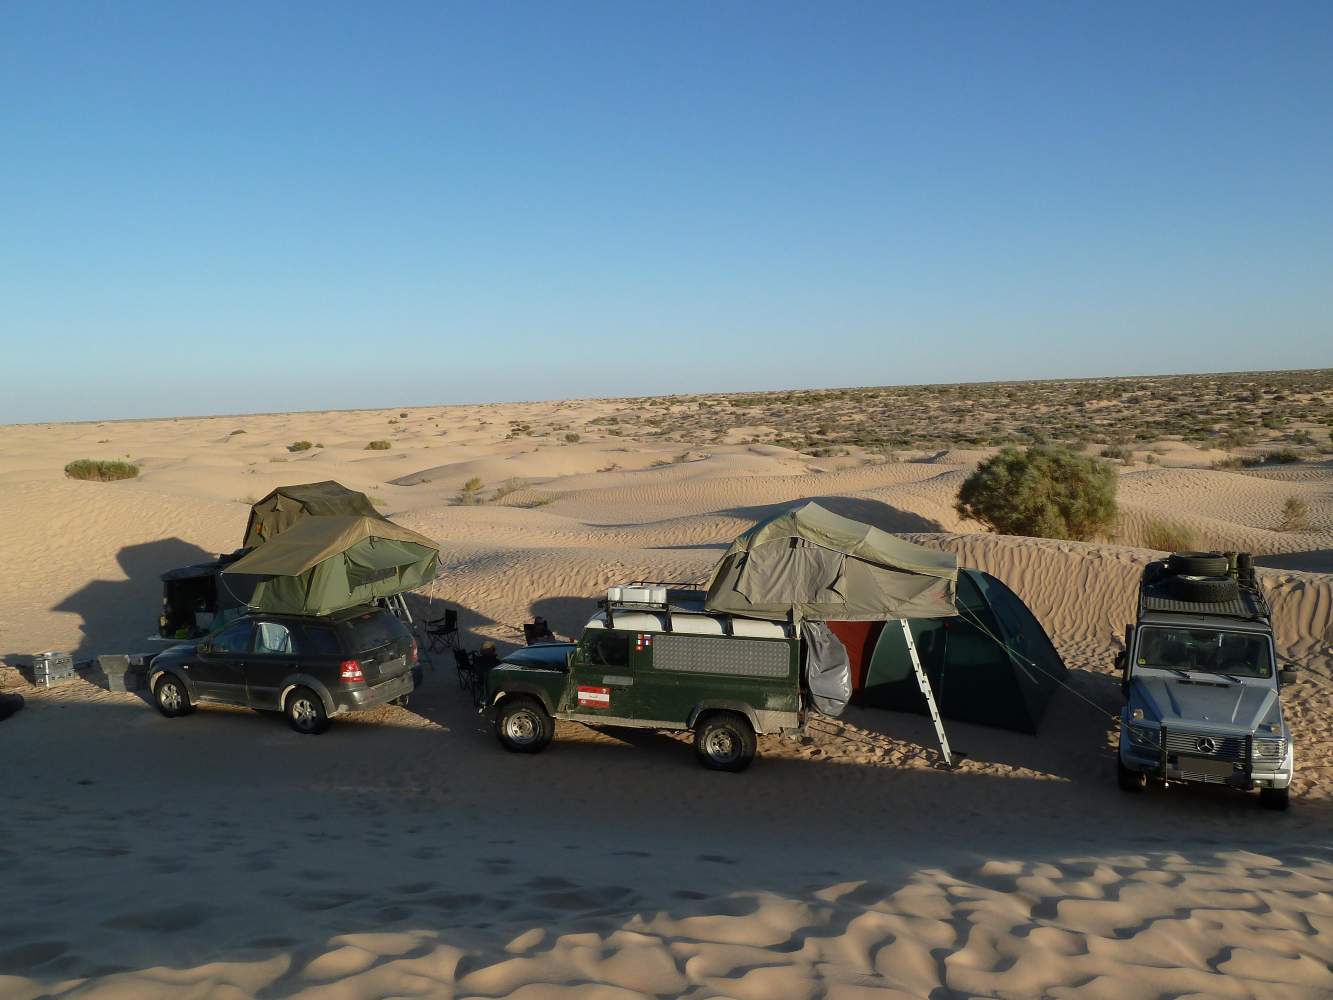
[1137,626,1273,679]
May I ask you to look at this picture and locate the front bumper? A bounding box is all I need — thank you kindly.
[333,670,415,713]
[1119,727,1293,790]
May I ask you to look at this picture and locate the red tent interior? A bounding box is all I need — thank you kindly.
[826,620,885,700]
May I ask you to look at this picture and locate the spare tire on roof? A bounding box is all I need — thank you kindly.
[1167,574,1240,604]
[1167,551,1230,577]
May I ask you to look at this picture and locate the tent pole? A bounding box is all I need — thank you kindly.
[900,618,953,767]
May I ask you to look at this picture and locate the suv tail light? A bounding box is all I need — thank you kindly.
[410,638,418,663]
[339,659,365,683]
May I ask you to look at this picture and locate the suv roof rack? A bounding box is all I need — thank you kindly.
[1137,559,1270,623]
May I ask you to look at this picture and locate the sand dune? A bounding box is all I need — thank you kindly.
[2,400,1332,999]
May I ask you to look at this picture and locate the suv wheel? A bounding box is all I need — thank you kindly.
[495,696,553,753]
[285,687,329,735]
[154,675,192,718]
[1117,758,1147,792]
[1259,786,1290,811]
[694,712,757,772]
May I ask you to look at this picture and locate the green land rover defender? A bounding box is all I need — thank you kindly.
[480,585,803,771]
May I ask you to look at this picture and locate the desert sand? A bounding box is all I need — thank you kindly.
[2,390,1332,999]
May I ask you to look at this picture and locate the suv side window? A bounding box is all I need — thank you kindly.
[294,623,343,658]
[585,630,631,667]
[211,621,253,655]
[254,621,295,655]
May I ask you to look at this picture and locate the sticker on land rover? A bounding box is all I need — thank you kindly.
[577,686,611,709]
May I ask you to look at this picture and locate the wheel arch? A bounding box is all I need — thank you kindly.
[490,683,557,716]
[148,666,196,700]
[280,675,336,715]
[688,701,761,733]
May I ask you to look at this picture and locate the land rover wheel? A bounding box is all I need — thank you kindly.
[495,696,553,754]
[285,687,329,735]
[1166,574,1240,603]
[1117,758,1147,792]
[154,675,192,718]
[694,712,757,772]
[1260,786,1290,811]
[1166,551,1229,577]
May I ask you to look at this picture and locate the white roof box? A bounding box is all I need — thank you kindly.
[608,584,668,606]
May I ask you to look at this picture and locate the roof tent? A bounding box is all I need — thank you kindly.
[243,481,386,548]
[224,515,440,616]
[704,501,961,762]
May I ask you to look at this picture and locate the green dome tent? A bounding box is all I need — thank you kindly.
[858,568,1067,734]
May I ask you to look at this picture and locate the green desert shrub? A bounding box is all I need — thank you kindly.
[287,440,313,452]
[564,432,581,443]
[1142,518,1197,553]
[955,445,1118,541]
[1100,443,1133,463]
[64,459,139,482]
[1280,497,1310,532]
[365,440,392,450]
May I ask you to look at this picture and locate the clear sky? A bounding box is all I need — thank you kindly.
[3,1,1331,423]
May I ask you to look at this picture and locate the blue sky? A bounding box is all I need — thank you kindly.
[2,1,1330,423]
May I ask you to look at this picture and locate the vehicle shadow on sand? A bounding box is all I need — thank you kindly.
[3,537,216,682]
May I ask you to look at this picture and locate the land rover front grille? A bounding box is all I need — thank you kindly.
[1164,730,1246,762]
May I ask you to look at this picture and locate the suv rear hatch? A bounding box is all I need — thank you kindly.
[338,610,414,683]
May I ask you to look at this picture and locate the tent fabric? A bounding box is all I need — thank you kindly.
[859,569,1067,734]
[243,481,386,548]
[223,515,439,616]
[801,621,853,717]
[704,502,957,622]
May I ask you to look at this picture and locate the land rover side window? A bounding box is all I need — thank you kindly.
[584,630,631,667]
[1137,627,1273,678]
[210,621,252,655]
[254,621,294,655]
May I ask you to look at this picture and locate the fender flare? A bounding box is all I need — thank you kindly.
[688,701,762,734]
[147,665,197,701]
[279,675,336,716]
[490,682,558,716]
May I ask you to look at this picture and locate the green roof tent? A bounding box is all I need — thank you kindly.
[704,501,958,622]
[223,515,440,616]
[243,481,386,548]
[705,501,963,763]
[859,569,1067,734]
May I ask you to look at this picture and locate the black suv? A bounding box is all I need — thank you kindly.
[147,606,419,734]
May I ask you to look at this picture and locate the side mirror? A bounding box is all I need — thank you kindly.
[1279,665,1299,686]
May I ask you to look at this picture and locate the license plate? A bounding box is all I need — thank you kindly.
[1180,756,1236,777]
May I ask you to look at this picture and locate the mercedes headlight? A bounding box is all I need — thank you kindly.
[1128,723,1160,749]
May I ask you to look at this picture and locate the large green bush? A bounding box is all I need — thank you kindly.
[955,445,1118,541]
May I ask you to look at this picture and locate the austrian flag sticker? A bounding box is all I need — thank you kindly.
[635,633,653,652]
[577,686,612,709]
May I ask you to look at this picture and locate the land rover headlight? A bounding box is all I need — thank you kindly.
[1128,723,1160,749]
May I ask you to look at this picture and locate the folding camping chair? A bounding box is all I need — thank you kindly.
[425,608,459,653]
